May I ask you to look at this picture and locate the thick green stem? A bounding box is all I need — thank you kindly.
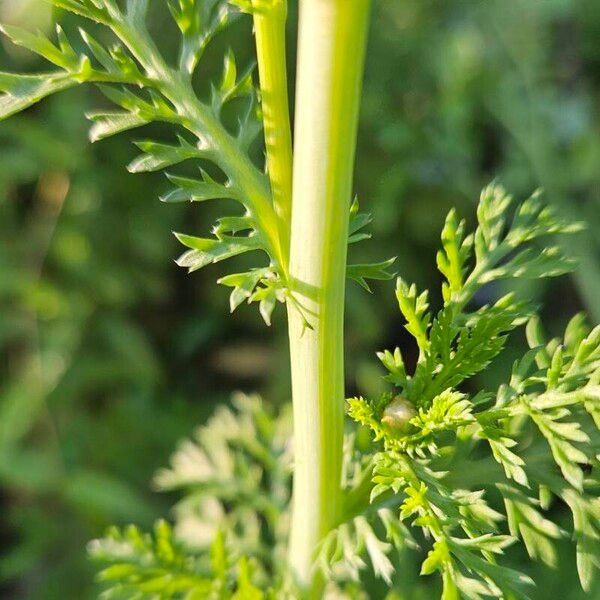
[252,0,293,270]
[287,0,371,592]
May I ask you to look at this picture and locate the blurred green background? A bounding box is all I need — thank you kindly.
[0,0,599,598]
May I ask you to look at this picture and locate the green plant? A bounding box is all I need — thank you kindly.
[1,1,598,598]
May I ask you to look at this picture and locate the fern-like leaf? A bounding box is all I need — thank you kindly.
[346,185,598,596]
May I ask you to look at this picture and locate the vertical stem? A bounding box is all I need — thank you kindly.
[287,0,371,593]
[252,0,293,270]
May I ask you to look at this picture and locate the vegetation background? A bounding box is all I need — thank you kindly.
[0,0,598,598]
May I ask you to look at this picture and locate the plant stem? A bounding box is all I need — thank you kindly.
[252,0,293,270]
[287,0,371,592]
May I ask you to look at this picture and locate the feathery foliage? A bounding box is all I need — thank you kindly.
[0,0,390,327]
[347,185,599,598]
[89,522,268,599]
[83,184,597,598]
[89,393,292,598]
[153,393,292,566]
[1,1,597,598]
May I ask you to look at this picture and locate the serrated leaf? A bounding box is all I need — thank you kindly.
[87,111,149,142]
[258,295,277,326]
[171,0,238,74]
[0,72,77,120]
[211,50,254,111]
[421,541,444,575]
[347,258,396,292]
[128,138,201,173]
[355,517,394,584]
[161,173,239,203]
[79,28,116,72]
[0,24,74,69]
[174,233,261,273]
[348,199,373,244]
[395,278,431,355]
[437,208,473,301]
[218,269,269,312]
[89,519,214,597]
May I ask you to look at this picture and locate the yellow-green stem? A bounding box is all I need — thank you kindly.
[287,0,371,593]
[252,0,293,270]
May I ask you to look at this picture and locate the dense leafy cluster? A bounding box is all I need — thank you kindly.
[90,522,267,599]
[316,432,418,590]
[153,393,291,567]
[348,185,599,598]
[90,393,293,598]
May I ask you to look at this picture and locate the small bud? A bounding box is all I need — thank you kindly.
[381,396,417,431]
